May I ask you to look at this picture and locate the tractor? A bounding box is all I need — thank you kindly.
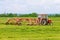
[38,14,52,25]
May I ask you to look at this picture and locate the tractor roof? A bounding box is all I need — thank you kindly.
[38,14,48,16]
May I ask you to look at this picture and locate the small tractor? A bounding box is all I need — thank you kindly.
[38,14,52,25]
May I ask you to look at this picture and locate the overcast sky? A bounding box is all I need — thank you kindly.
[0,0,60,14]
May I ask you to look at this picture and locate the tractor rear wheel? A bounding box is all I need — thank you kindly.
[41,19,48,25]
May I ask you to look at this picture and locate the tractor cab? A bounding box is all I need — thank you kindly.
[38,14,48,25]
[38,14,48,19]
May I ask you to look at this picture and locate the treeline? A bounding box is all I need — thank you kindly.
[0,13,37,17]
[48,14,60,17]
[0,13,60,17]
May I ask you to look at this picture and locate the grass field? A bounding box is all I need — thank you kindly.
[0,17,60,40]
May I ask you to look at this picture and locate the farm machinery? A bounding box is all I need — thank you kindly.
[5,14,52,25]
[38,14,52,25]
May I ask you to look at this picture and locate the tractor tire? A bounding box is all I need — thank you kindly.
[41,19,48,25]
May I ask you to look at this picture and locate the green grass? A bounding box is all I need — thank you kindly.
[0,17,60,40]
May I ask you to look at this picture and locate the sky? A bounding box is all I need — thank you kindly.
[0,0,60,14]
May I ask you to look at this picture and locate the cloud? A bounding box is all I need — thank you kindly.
[0,0,60,14]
